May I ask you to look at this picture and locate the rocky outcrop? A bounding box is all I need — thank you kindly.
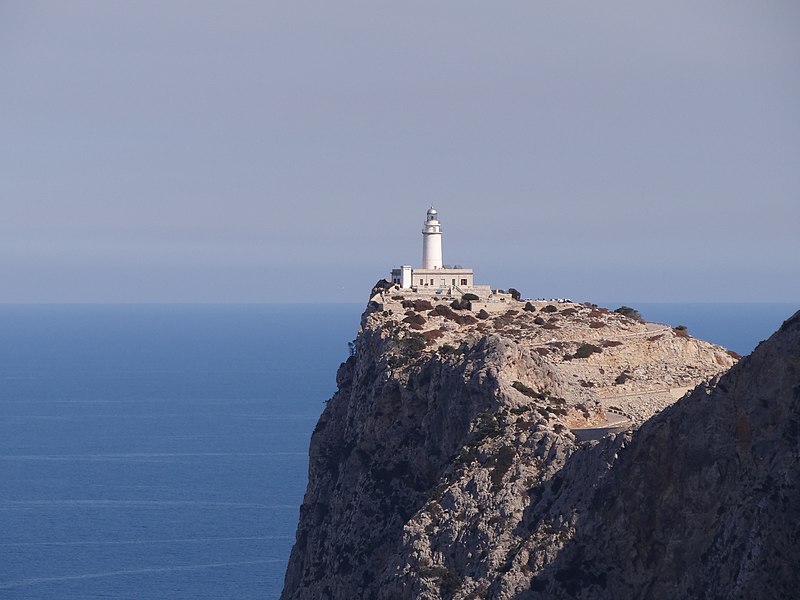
[280,294,787,599]
[531,309,800,599]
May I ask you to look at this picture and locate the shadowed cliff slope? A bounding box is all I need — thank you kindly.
[529,309,800,599]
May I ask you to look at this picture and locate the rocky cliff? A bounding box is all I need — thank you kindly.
[531,307,800,599]
[281,294,797,599]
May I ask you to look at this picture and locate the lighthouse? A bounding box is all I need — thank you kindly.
[390,207,489,295]
[422,207,443,269]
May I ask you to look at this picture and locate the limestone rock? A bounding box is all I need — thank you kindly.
[530,309,800,599]
[280,294,778,600]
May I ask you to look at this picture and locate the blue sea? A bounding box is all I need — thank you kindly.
[0,302,795,599]
[0,304,362,600]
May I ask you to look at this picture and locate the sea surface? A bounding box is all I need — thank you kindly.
[0,304,362,600]
[0,302,796,599]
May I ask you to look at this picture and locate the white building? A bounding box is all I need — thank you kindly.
[390,208,491,297]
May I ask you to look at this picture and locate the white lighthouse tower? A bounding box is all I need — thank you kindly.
[422,207,443,269]
[390,207,486,295]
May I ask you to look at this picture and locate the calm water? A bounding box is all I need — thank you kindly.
[0,302,795,599]
[0,304,362,600]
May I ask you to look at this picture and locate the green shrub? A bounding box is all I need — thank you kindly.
[614,371,632,384]
[418,565,462,597]
[474,411,502,438]
[371,279,392,295]
[512,381,546,400]
[397,335,426,358]
[573,343,602,359]
[433,304,457,319]
[433,304,477,325]
[402,313,426,327]
[490,445,516,490]
[402,299,434,311]
[602,340,623,348]
[614,306,642,321]
[422,329,444,344]
[439,343,458,355]
[512,381,536,398]
[457,445,477,466]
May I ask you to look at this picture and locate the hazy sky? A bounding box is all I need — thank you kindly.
[2,1,798,303]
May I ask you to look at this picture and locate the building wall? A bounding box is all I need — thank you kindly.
[400,266,413,288]
[412,268,473,289]
[390,266,415,288]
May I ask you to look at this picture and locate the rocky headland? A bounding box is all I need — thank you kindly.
[281,289,798,599]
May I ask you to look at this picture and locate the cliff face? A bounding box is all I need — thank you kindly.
[280,295,787,599]
[533,308,800,599]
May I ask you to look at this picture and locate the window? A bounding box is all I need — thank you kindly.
[419,279,423,285]
[430,279,434,285]
[452,279,456,286]
[461,279,467,285]
[440,278,446,287]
